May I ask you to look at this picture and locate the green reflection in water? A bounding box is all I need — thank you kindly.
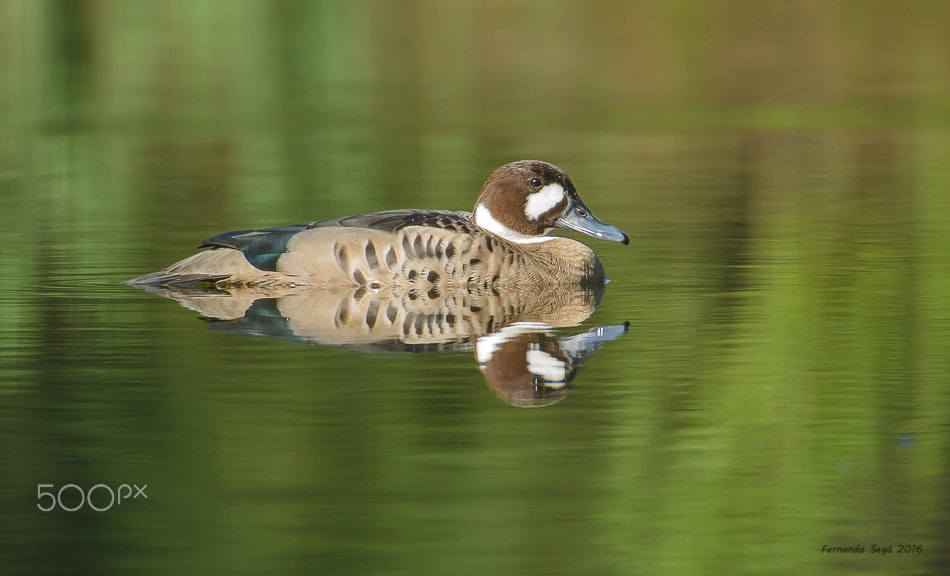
[1,1,949,575]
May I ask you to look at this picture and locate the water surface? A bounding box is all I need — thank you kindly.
[2,2,949,575]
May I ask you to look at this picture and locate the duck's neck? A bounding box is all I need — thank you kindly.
[473,204,556,245]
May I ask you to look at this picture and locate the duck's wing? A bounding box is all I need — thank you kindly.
[199,210,475,272]
[312,210,475,234]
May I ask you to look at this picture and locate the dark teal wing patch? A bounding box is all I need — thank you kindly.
[203,298,299,340]
[200,224,309,272]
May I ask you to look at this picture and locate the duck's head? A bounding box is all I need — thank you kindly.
[472,160,629,246]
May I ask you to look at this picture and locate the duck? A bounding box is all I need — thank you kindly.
[127,160,629,290]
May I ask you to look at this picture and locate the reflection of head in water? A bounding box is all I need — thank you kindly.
[476,323,570,407]
[476,321,629,408]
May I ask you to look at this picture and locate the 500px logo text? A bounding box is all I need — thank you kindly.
[37,483,148,512]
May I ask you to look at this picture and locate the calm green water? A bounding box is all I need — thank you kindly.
[2,2,950,575]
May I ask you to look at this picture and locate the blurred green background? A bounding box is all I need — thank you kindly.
[1,1,949,575]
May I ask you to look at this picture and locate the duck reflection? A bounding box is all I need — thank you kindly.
[474,321,627,407]
[133,282,627,406]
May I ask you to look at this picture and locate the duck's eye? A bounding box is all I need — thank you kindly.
[528,177,543,188]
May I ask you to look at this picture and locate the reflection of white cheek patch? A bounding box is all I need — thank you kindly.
[475,322,554,364]
[524,183,564,221]
[526,345,567,387]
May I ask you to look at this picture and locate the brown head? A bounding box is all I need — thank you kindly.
[472,160,629,245]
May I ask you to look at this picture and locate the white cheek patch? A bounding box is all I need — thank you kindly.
[525,345,567,387]
[524,183,565,221]
[474,204,555,244]
[475,322,555,365]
